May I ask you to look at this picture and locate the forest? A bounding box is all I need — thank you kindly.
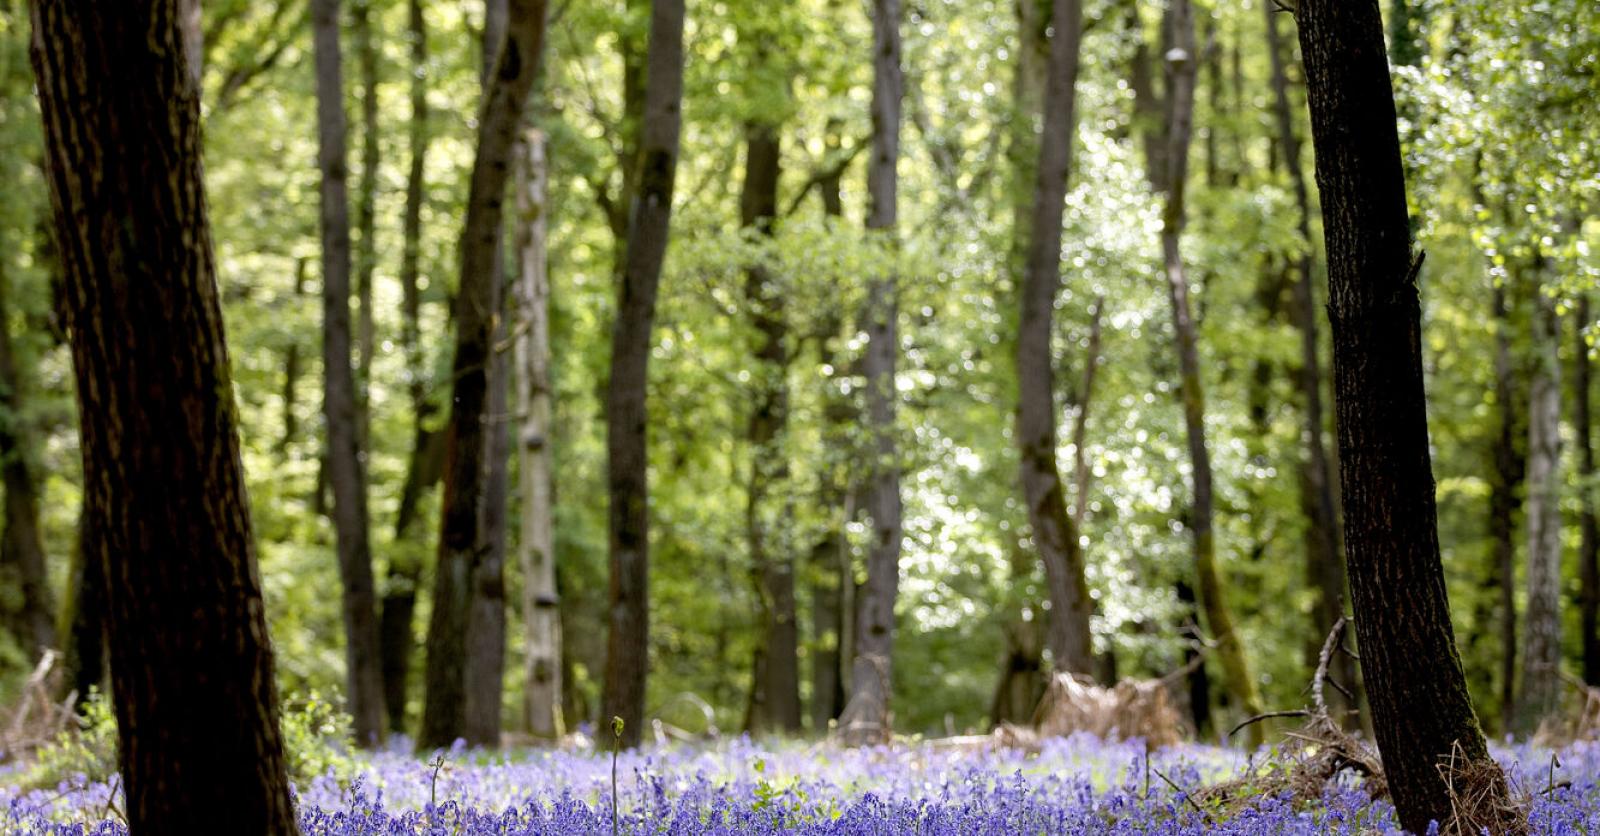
[0,0,1596,832]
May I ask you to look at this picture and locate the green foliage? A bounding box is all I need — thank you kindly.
[19,690,117,791]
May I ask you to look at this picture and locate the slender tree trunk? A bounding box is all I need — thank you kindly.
[1070,298,1104,528]
[312,0,386,747]
[741,121,801,734]
[600,0,684,750]
[57,507,104,708]
[1515,283,1563,735]
[1487,280,1525,722]
[838,0,903,747]
[1577,295,1600,686]
[380,0,436,735]
[281,258,309,453]
[1295,0,1521,830]
[419,0,548,750]
[1264,0,1356,716]
[515,129,562,738]
[30,2,298,828]
[1014,0,1092,676]
[0,260,54,659]
[1159,0,1263,744]
[352,0,380,437]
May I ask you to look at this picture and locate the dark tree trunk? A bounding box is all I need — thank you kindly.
[1159,0,1262,743]
[281,258,309,453]
[1264,0,1357,718]
[0,259,54,659]
[1515,283,1562,735]
[1014,0,1092,676]
[58,508,105,709]
[380,0,436,735]
[1578,295,1600,686]
[352,0,380,437]
[312,0,386,749]
[741,122,801,734]
[461,0,514,751]
[1487,280,1525,722]
[1294,0,1522,831]
[419,0,548,750]
[600,0,684,750]
[838,0,903,747]
[30,1,298,829]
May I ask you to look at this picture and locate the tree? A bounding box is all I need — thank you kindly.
[1515,283,1562,734]
[837,0,903,746]
[0,258,53,659]
[1578,295,1599,686]
[29,0,298,829]
[515,128,562,738]
[352,0,380,435]
[1156,0,1263,742]
[1294,0,1523,830]
[311,0,386,748]
[600,0,686,750]
[1014,0,1093,676]
[419,0,548,750]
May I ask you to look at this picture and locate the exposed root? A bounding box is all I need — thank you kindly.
[1196,618,1386,813]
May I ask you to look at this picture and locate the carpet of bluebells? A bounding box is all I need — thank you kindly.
[5,733,1600,834]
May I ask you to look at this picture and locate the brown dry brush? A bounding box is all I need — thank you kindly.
[0,650,76,762]
[989,656,1201,753]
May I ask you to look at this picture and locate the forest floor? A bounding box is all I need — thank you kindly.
[3,732,1599,833]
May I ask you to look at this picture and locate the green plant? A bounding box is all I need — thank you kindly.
[19,687,117,790]
[278,691,357,786]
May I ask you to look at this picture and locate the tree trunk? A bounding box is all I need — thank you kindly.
[30,1,298,828]
[1264,0,1357,718]
[57,507,104,709]
[1578,295,1599,686]
[419,0,548,750]
[1014,0,1092,676]
[312,0,386,748]
[380,0,436,735]
[1515,284,1563,735]
[515,129,562,738]
[600,0,684,750]
[838,0,903,747]
[1070,298,1104,528]
[281,258,309,453]
[0,259,54,659]
[352,0,380,438]
[1487,280,1525,723]
[1159,0,1263,745]
[741,121,801,735]
[1294,0,1522,831]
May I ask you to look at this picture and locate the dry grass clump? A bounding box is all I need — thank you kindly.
[1434,741,1529,836]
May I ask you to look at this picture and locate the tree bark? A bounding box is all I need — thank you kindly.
[1487,279,1525,723]
[0,258,54,659]
[600,0,684,750]
[1159,0,1263,744]
[312,0,386,748]
[1264,0,1356,717]
[838,0,903,747]
[1014,0,1092,676]
[1578,295,1599,686]
[1294,0,1521,830]
[352,0,380,438]
[1515,284,1562,735]
[381,0,436,735]
[419,0,548,750]
[515,129,562,738]
[741,121,802,734]
[30,1,298,828]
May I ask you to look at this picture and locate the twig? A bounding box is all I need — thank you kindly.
[1151,765,1212,823]
[1226,710,1309,740]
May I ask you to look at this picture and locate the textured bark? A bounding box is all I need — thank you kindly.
[461,0,515,749]
[515,129,562,738]
[30,1,298,828]
[0,259,54,658]
[352,0,380,437]
[838,0,903,747]
[312,0,386,749]
[1014,0,1092,676]
[1487,280,1525,721]
[1159,0,1263,744]
[1515,286,1563,735]
[1295,0,1519,830]
[741,121,801,735]
[1578,295,1600,686]
[380,0,436,735]
[1264,0,1355,716]
[600,0,684,750]
[419,0,548,750]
